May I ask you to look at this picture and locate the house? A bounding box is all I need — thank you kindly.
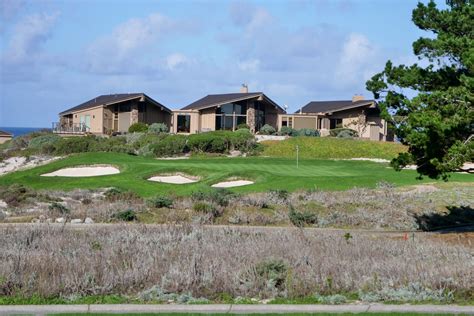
[278,95,388,141]
[172,85,285,134]
[0,130,13,144]
[53,93,172,135]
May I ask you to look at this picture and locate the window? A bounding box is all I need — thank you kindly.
[177,114,191,133]
[254,102,265,131]
[215,101,247,131]
[330,118,343,129]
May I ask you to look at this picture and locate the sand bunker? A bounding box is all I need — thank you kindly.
[212,180,254,188]
[42,166,120,177]
[148,175,198,184]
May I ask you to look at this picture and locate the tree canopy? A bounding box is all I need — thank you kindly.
[366,0,473,179]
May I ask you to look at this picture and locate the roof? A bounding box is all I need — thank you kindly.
[0,130,12,137]
[297,100,376,114]
[181,92,285,112]
[60,93,171,115]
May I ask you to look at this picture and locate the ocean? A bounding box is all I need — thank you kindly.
[0,127,50,137]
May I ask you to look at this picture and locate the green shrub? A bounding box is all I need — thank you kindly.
[260,124,276,135]
[188,132,229,153]
[54,136,98,155]
[329,128,358,137]
[28,134,61,153]
[128,122,148,133]
[337,130,357,138]
[228,129,256,152]
[191,188,233,207]
[125,133,144,145]
[150,135,187,157]
[288,208,318,227]
[255,258,288,290]
[192,201,218,216]
[113,209,137,222]
[0,184,36,207]
[148,123,169,134]
[296,128,320,137]
[147,195,173,208]
[278,126,296,136]
[48,202,70,215]
[104,187,140,202]
[237,123,250,129]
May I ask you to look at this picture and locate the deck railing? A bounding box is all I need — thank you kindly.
[52,122,90,134]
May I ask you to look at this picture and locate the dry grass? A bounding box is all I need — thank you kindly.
[0,224,472,300]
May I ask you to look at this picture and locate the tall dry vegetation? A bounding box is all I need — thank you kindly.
[0,224,471,299]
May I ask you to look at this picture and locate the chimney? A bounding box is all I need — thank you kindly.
[240,83,248,93]
[352,94,364,102]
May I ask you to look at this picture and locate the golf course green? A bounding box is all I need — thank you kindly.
[0,152,472,196]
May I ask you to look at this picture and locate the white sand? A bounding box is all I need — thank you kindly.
[148,175,198,184]
[0,156,61,176]
[156,156,190,160]
[41,166,120,177]
[349,158,390,163]
[212,180,254,188]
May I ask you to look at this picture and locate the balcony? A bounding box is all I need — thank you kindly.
[52,122,90,134]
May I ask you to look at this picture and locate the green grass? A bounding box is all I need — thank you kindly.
[262,137,407,160]
[0,152,472,197]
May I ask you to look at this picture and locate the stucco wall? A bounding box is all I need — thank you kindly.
[0,135,12,144]
[200,107,216,132]
[71,106,104,134]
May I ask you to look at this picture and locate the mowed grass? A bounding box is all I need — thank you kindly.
[262,137,407,160]
[0,152,472,196]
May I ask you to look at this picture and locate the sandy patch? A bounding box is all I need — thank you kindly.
[212,180,254,188]
[0,156,61,176]
[41,166,120,177]
[156,156,190,160]
[348,158,390,163]
[148,174,198,184]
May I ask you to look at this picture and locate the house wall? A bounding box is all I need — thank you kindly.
[71,106,104,134]
[171,111,200,134]
[264,103,279,129]
[293,116,317,129]
[142,102,172,127]
[0,135,12,144]
[200,107,216,132]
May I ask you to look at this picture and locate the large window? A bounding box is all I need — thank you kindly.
[215,102,247,130]
[254,102,265,131]
[330,118,343,129]
[177,114,191,133]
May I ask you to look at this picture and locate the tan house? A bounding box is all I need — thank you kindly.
[171,86,285,134]
[0,130,13,144]
[278,95,388,141]
[54,93,172,135]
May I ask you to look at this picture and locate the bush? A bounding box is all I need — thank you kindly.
[113,209,137,222]
[0,184,36,207]
[337,130,357,138]
[128,122,148,133]
[104,188,140,202]
[259,124,276,135]
[329,128,358,138]
[150,135,187,157]
[288,208,318,227]
[148,123,169,134]
[192,202,219,217]
[237,123,250,129]
[28,134,61,153]
[188,132,229,153]
[296,128,320,137]
[49,202,70,215]
[54,136,98,155]
[278,126,296,136]
[147,195,173,208]
[191,188,233,207]
[255,258,288,291]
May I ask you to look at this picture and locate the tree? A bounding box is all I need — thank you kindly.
[366,0,473,179]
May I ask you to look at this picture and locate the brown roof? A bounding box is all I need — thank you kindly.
[181,92,285,112]
[297,100,376,114]
[0,130,12,137]
[60,93,171,115]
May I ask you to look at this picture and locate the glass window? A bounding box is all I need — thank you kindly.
[330,118,343,129]
[236,116,247,127]
[177,114,191,133]
[215,115,223,130]
[235,103,247,115]
[217,103,233,115]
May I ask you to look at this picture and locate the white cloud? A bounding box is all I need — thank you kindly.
[238,59,260,72]
[166,53,190,70]
[3,12,58,63]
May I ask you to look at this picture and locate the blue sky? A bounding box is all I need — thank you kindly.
[0,0,438,127]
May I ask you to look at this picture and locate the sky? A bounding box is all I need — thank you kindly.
[0,0,439,127]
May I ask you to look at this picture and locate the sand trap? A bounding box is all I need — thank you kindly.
[349,158,390,163]
[212,180,254,188]
[42,166,120,177]
[148,175,198,184]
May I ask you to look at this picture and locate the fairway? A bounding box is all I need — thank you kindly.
[0,152,472,196]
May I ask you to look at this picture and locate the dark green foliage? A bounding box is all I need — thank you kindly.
[104,187,140,202]
[48,202,70,215]
[192,201,219,217]
[279,126,297,136]
[187,130,257,154]
[366,1,474,179]
[28,134,61,154]
[288,208,318,227]
[296,128,320,137]
[128,122,148,133]
[147,195,173,208]
[113,209,137,222]
[329,128,358,138]
[148,123,169,134]
[54,136,98,155]
[255,258,288,290]
[149,135,188,157]
[260,124,276,135]
[191,188,233,207]
[237,123,250,129]
[0,184,36,207]
[270,189,289,200]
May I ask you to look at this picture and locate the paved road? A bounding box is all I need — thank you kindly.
[0,304,473,315]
